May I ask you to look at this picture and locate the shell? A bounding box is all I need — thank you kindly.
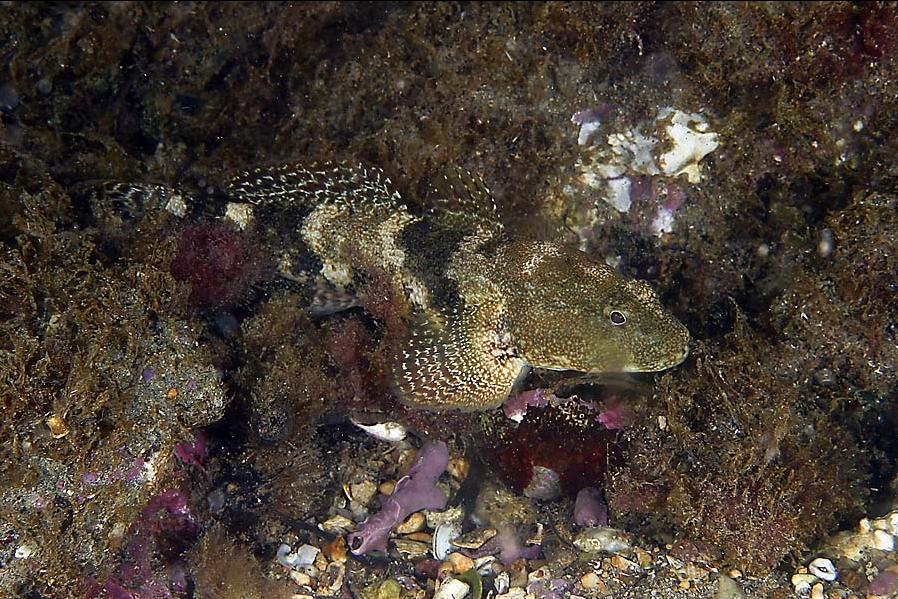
[433,520,463,560]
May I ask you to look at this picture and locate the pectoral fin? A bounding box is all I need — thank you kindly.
[391,309,527,411]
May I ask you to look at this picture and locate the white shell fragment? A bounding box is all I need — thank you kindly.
[277,543,320,569]
[808,557,837,582]
[494,570,510,594]
[655,107,720,183]
[433,520,463,560]
[350,418,408,442]
[433,577,470,599]
[574,105,719,217]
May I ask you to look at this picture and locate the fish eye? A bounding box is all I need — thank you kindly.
[607,309,627,326]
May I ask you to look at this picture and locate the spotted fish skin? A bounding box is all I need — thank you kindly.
[78,163,690,411]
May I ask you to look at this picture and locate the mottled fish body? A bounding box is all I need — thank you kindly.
[76,163,690,410]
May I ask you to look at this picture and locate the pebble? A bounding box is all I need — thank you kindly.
[440,551,475,575]
[451,526,497,549]
[495,589,527,599]
[288,570,313,587]
[322,535,347,562]
[349,480,378,505]
[433,577,470,599]
[393,538,431,558]
[610,554,639,572]
[319,514,354,534]
[447,456,470,481]
[634,547,654,568]
[791,573,817,594]
[395,511,426,534]
[873,529,896,551]
[580,571,602,589]
[810,581,824,599]
[573,526,633,555]
[715,574,746,599]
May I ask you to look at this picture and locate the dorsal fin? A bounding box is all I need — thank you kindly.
[426,166,504,241]
[69,180,195,225]
[226,163,403,213]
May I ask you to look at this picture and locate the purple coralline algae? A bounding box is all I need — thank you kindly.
[348,441,450,555]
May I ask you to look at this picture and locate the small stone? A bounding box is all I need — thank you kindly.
[494,571,510,594]
[715,574,746,599]
[441,551,474,575]
[45,415,70,439]
[635,547,653,568]
[395,511,426,534]
[872,529,896,551]
[791,573,817,595]
[349,480,378,505]
[379,480,396,496]
[808,557,837,582]
[810,582,824,599]
[580,571,601,589]
[324,561,345,594]
[450,527,497,549]
[288,570,312,587]
[610,554,639,572]
[447,456,470,481]
[433,578,470,599]
[393,539,431,559]
[319,514,354,534]
[366,579,402,599]
[574,526,633,555]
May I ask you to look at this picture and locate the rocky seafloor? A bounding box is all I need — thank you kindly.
[1,2,898,598]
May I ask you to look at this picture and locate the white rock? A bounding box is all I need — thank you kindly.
[656,109,720,183]
[573,526,633,555]
[791,573,817,594]
[433,578,470,599]
[604,177,632,213]
[872,528,895,551]
[277,543,320,568]
[810,582,824,599]
[715,574,747,599]
[494,571,510,594]
[808,557,837,582]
